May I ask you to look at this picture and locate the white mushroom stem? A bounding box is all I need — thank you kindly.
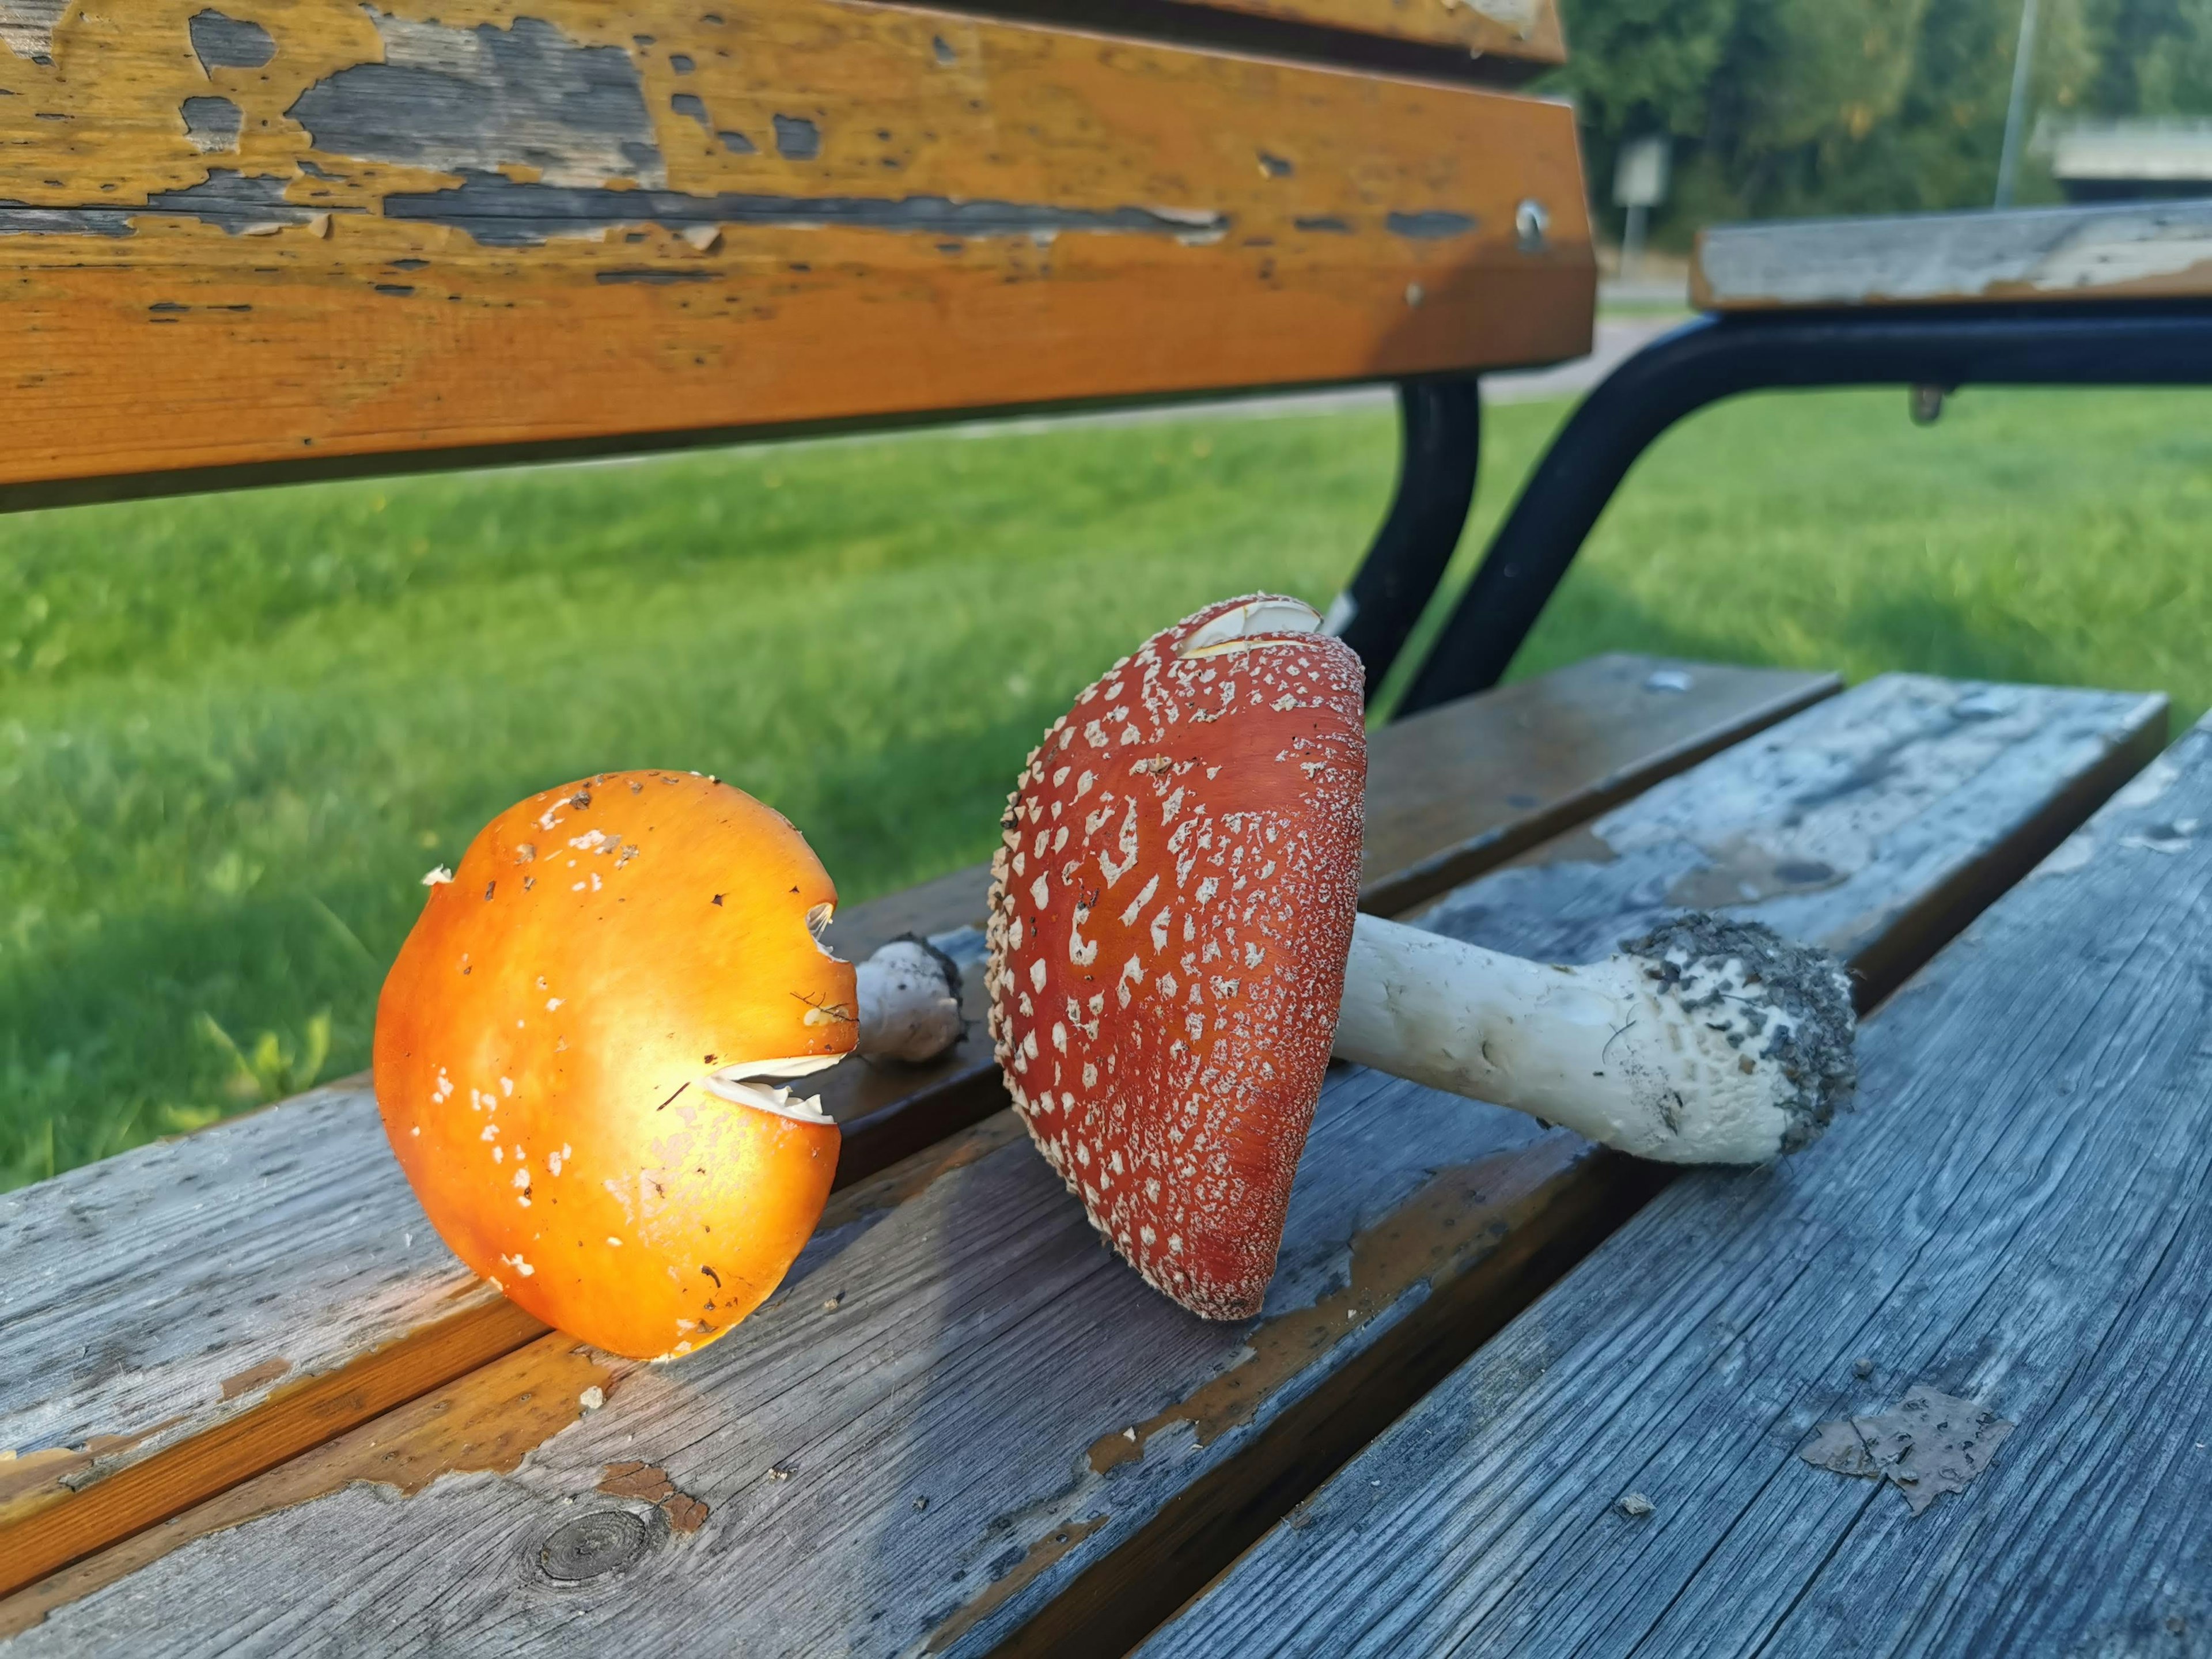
[853,938,965,1063]
[701,938,969,1118]
[1331,911,1855,1164]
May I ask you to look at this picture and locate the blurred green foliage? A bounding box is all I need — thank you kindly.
[1554,0,2212,234]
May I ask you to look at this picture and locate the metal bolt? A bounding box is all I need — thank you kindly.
[1514,199,1550,253]
[1910,384,1948,426]
[540,1510,650,1582]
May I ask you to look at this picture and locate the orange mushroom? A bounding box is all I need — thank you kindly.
[374,770,859,1361]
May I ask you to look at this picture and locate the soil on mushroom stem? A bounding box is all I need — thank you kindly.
[3,384,2207,1190]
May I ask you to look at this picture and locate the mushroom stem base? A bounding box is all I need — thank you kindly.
[1331,912,1854,1164]
[855,938,965,1063]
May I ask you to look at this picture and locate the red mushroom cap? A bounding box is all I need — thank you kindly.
[986,596,1366,1319]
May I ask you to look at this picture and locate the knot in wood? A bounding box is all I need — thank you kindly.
[540,1509,652,1582]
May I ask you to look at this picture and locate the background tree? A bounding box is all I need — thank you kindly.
[1550,0,2193,239]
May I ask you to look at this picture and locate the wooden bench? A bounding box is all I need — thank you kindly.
[1134,209,2212,1656]
[3,667,2167,1650]
[1144,713,2212,1659]
[0,20,2195,1655]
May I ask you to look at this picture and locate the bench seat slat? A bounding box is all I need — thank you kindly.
[0,656,1830,1594]
[0,0,1588,510]
[1144,710,2212,1658]
[0,673,2162,1654]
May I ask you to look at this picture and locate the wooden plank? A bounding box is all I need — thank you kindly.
[1143,714,2212,1659]
[1,675,2161,1654]
[1363,656,1837,919]
[0,0,1588,511]
[1143,0,1567,64]
[1694,200,2212,310]
[0,654,1825,1602]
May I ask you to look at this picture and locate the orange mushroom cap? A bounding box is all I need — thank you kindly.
[373,771,854,1361]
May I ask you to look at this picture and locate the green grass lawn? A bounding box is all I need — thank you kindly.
[5,383,2209,1190]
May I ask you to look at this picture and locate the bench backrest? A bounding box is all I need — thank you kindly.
[1694,199,2212,310]
[0,0,1592,511]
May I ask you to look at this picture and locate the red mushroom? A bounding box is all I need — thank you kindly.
[375,770,964,1361]
[984,597,1855,1319]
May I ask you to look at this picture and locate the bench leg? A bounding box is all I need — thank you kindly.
[1323,376,1480,688]
[1397,300,2212,715]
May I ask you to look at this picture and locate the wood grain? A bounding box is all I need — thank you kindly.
[0,0,1589,510]
[1361,656,1835,918]
[0,654,1821,1600]
[1,675,2160,1654]
[1145,714,2212,1659]
[1695,200,2212,310]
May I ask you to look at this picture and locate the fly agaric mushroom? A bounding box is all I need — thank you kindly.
[984,597,1856,1319]
[374,770,961,1361]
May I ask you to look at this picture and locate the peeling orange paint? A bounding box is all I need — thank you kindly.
[0,0,1590,501]
[1089,1136,1593,1476]
[0,1333,617,1639]
[0,1433,155,1531]
[923,1514,1110,1655]
[217,1357,294,1401]
[598,1461,711,1534]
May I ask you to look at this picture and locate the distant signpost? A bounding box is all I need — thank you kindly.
[1614,135,1670,278]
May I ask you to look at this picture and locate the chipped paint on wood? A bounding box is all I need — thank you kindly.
[187,11,275,73]
[1087,1138,1594,1477]
[214,1358,291,1402]
[374,172,1236,248]
[0,1336,618,1640]
[0,1,60,64]
[924,1515,1111,1656]
[0,0,1590,497]
[0,1437,156,1532]
[597,1462,710,1533]
[288,10,668,188]
[0,1293,549,1600]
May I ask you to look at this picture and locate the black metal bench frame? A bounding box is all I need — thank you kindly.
[1342,299,2212,713]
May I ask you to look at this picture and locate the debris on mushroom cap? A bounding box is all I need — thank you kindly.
[985,596,1366,1320]
[373,770,854,1361]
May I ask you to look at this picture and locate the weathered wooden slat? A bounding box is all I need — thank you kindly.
[0,0,1588,510]
[1143,713,2212,1659]
[1694,200,2212,310]
[1,675,2161,1654]
[0,655,1825,1603]
[1363,658,1833,920]
[1141,0,1566,63]
[966,0,1567,77]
